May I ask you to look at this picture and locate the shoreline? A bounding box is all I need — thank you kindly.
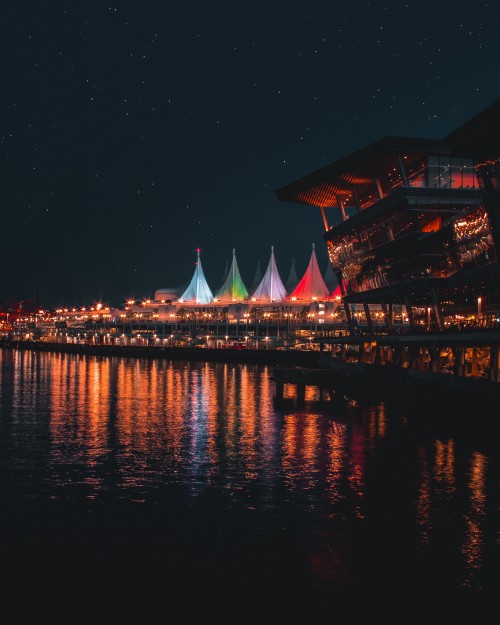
[2,340,500,408]
[1,339,323,367]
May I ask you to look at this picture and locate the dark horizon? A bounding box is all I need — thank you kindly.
[2,1,500,309]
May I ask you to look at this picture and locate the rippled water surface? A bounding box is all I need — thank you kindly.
[0,348,498,599]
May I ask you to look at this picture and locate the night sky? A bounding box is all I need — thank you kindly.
[2,1,499,309]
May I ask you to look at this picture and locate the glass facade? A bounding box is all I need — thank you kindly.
[405,154,479,190]
[327,198,495,295]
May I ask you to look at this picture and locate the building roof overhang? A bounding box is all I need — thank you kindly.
[275,136,451,208]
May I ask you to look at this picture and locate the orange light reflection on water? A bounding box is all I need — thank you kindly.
[461,450,487,588]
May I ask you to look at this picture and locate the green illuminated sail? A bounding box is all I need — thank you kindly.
[214,249,249,302]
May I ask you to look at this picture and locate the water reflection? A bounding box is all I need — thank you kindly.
[462,451,487,588]
[0,348,497,593]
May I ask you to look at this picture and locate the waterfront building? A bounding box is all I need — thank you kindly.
[276,99,500,332]
[276,98,500,381]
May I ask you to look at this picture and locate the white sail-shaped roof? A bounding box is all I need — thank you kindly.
[214,249,249,302]
[289,244,330,301]
[251,246,287,302]
[179,249,214,304]
[286,258,299,292]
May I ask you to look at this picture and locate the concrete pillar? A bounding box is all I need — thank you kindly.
[343,301,357,335]
[380,299,393,332]
[397,154,410,186]
[431,288,444,331]
[488,345,497,382]
[471,347,480,378]
[403,295,415,328]
[319,206,330,232]
[336,272,346,296]
[429,345,439,373]
[453,345,465,377]
[336,196,348,222]
[352,186,361,213]
[373,175,384,200]
[410,345,419,370]
[340,344,347,362]
[362,301,374,334]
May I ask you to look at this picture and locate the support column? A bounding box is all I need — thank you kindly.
[335,272,356,335]
[393,345,403,367]
[452,345,465,377]
[431,288,444,331]
[343,301,356,335]
[336,272,346,296]
[396,154,410,187]
[489,344,498,382]
[340,344,347,362]
[380,299,393,332]
[471,347,480,378]
[403,295,415,328]
[409,345,419,370]
[362,301,374,334]
[373,175,384,200]
[336,196,348,222]
[429,345,440,373]
[352,186,361,213]
[319,206,330,232]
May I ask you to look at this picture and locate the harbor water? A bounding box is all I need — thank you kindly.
[0,348,498,602]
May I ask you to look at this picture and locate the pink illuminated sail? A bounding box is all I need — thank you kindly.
[288,244,330,301]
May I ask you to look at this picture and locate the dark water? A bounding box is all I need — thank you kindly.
[0,349,498,605]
